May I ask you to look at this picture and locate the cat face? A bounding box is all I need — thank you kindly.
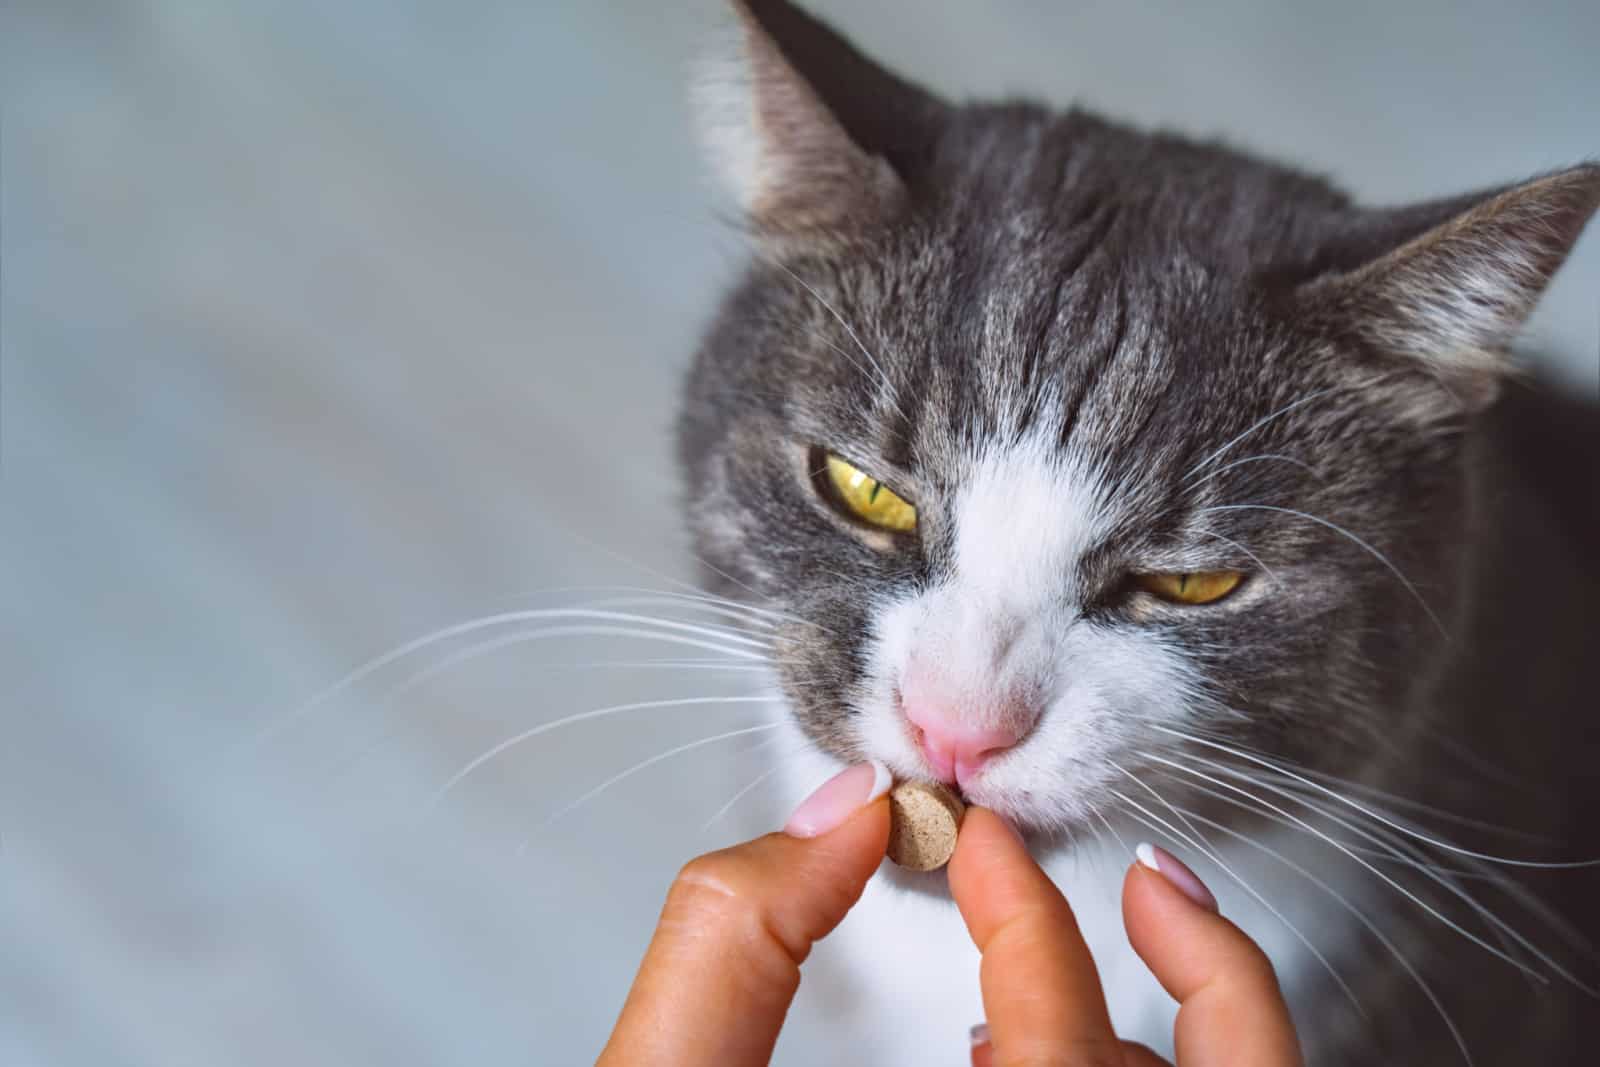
[677,2,1599,834]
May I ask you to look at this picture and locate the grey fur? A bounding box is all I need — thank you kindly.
[678,2,1600,1060]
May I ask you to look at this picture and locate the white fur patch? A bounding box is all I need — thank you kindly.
[953,444,1105,606]
[853,436,1205,829]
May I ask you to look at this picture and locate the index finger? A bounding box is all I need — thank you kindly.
[948,808,1124,1066]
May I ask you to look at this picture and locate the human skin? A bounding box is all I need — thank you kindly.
[597,762,1303,1066]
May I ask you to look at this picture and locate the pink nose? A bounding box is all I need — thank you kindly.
[903,701,1032,788]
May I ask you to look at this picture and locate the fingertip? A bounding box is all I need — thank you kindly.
[1135,842,1218,913]
[1123,855,1220,985]
[949,807,1025,874]
[950,808,1120,1059]
[798,789,892,889]
[1121,849,1302,1065]
[783,760,893,839]
[946,808,1033,923]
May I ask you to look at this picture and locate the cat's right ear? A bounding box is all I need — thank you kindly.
[1295,164,1600,416]
[694,0,946,248]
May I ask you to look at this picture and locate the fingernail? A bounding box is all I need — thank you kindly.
[784,761,892,838]
[1136,842,1219,913]
[969,1022,990,1047]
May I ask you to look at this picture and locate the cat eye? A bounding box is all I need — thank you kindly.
[1135,571,1243,606]
[818,452,917,533]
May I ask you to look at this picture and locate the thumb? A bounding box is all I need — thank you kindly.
[598,761,892,1066]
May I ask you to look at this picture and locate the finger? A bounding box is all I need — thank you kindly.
[971,1028,1169,1067]
[970,1024,994,1067]
[948,808,1124,1066]
[1118,1040,1173,1067]
[1122,844,1303,1067]
[596,762,891,1067]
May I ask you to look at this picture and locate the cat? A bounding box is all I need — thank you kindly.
[676,1,1600,1063]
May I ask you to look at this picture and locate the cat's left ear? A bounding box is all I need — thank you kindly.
[1297,164,1600,414]
[694,0,948,248]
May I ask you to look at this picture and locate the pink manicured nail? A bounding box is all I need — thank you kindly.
[784,761,892,838]
[1136,842,1219,913]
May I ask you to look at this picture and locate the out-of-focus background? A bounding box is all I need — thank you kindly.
[4,1,1596,1064]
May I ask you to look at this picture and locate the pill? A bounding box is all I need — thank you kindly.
[886,780,965,871]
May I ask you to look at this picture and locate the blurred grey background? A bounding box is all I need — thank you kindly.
[4,2,1596,1064]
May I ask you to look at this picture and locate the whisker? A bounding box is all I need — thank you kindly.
[1189,452,1320,487]
[701,739,808,832]
[1171,801,1474,1066]
[1156,726,1600,868]
[524,722,784,846]
[1203,505,1452,639]
[686,549,792,614]
[1093,808,1131,855]
[524,526,789,630]
[776,263,912,423]
[1141,751,1551,983]
[1182,387,1340,482]
[430,695,777,805]
[245,609,773,752]
[578,595,777,633]
[573,590,842,640]
[491,583,802,630]
[1190,528,1281,587]
[1209,764,1600,995]
[1286,765,1563,846]
[382,630,774,709]
[319,642,787,785]
[536,528,798,636]
[1146,765,1439,869]
[1110,787,1367,1022]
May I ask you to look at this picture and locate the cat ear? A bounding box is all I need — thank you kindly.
[1298,164,1600,413]
[695,0,946,244]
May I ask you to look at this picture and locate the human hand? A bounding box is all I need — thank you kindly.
[596,760,894,1065]
[955,807,1303,1066]
[596,761,1304,1066]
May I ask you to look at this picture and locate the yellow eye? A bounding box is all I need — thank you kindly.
[821,453,917,533]
[1137,571,1243,605]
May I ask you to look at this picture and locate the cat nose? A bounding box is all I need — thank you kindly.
[903,700,1034,788]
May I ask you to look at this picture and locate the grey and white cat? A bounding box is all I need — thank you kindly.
[678,2,1600,1062]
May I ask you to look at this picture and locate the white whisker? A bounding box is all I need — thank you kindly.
[776,263,911,423]
[245,609,773,752]
[1189,452,1320,487]
[1207,763,1600,995]
[700,741,801,832]
[1197,504,1449,639]
[1093,808,1130,855]
[1190,528,1280,587]
[382,629,772,708]
[493,583,802,629]
[1172,801,1473,1066]
[1109,772,1368,1022]
[1183,387,1339,482]
[1110,787,1367,1022]
[1157,726,1600,869]
[525,722,783,846]
[430,695,777,805]
[1141,751,1551,982]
